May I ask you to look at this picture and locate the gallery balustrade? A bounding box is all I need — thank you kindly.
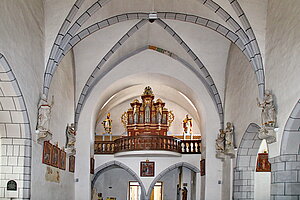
[94,136,201,154]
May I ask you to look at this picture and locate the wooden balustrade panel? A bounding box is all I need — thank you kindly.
[94,141,115,154]
[181,140,202,154]
[94,137,201,154]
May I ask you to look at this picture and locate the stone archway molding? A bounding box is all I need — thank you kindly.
[269,99,300,199]
[92,160,147,199]
[233,123,262,200]
[44,7,264,100]
[74,19,224,130]
[0,53,32,199]
[145,162,200,199]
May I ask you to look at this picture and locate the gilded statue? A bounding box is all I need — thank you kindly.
[102,113,112,134]
[183,114,193,139]
[102,113,112,141]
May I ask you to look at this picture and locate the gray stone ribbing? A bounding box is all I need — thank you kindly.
[233,123,261,200]
[270,154,300,199]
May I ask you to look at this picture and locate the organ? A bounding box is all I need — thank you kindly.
[121,86,174,136]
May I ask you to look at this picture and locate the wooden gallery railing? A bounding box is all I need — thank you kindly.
[94,136,201,154]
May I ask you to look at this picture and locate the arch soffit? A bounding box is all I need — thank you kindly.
[281,100,300,155]
[146,162,200,197]
[0,53,31,139]
[74,47,221,130]
[236,123,262,170]
[44,1,264,100]
[92,160,147,197]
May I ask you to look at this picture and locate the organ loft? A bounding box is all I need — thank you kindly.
[121,86,174,136]
[94,86,201,154]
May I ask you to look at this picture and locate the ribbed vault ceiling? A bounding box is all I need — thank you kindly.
[43,0,268,131]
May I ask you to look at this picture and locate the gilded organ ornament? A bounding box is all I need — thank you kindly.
[121,86,174,136]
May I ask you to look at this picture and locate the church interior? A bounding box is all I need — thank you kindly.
[0,0,299,200]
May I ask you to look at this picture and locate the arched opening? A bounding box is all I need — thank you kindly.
[92,161,147,200]
[147,162,200,200]
[254,139,271,200]
[0,54,31,199]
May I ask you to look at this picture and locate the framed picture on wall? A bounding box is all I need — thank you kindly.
[140,161,155,177]
[51,145,60,168]
[59,149,66,170]
[200,159,205,176]
[69,155,75,173]
[90,158,95,174]
[42,141,52,165]
[256,153,271,172]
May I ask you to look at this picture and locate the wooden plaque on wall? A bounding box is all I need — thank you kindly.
[69,156,75,173]
[59,150,66,170]
[140,161,155,177]
[51,145,60,168]
[90,158,95,174]
[200,159,205,176]
[42,141,52,166]
[256,153,271,172]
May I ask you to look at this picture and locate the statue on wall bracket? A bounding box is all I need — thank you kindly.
[36,94,54,144]
[215,129,225,159]
[224,122,235,158]
[257,90,277,144]
[65,123,76,156]
[182,114,193,140]
[102,113,112,141]
[216,122,236,159]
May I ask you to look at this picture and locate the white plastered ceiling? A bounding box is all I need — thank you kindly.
[43,0,268,141]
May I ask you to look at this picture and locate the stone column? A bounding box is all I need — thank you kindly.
[233,167,255,199]
[270,154,300,199]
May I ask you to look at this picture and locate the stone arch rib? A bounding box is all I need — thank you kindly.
[233,123,261,200]
[92,160,147,199]
[74,19,148,127]
[281,99,300,155]
[44,0,86,95]
[269,99,300,199]
[44,3,265,101]
[43,0,112,96]
[50,13,263,128]
[74,44,223,129]
[0,53,32,199]
[155,19,224,128]
[199,0,265,99]
[73,18,227,130]
[146,162,200,198]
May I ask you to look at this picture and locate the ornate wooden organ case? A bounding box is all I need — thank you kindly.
[121,86,174,136]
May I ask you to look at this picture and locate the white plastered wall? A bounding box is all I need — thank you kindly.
[264,0,300,156]
[0,0,44,134]
[223,44,260,199]
[75,50,222,200]
[31,51,75,200]
[94,155,200,199]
